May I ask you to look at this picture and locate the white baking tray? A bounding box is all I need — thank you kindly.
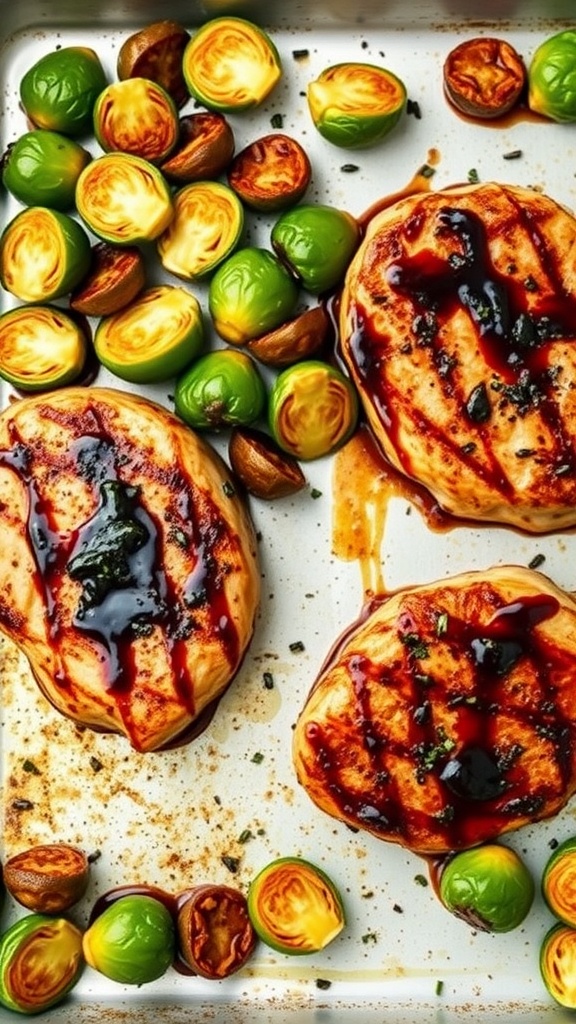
[1,2,576,1021]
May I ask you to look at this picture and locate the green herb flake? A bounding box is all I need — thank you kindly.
[341,163,360,173]
[419,163,436,179]
[222,480,236,497]
[436,980,444,996]
[87,849,102,864]
[22,758,40,775]
[435,611,449,636]
[263,671,275,690]
[310,487,323,499]
[528,553,545,570]
[251,751,264,764]
[401,632,430,659]
[361,932,378,944]
[222,854,240,873]
[316,978,332,990]
[292,49,309,61]
[271,112,284,129]
[467,167,480,183]
[289,640,305,653]
[502,149,522,160]
[238,828,254,845]
[414,873,429,887]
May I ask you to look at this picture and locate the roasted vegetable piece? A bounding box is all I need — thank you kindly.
[0,206,91,303]
[229,425,306,499]
[160,112,235,184]
[3,844,89,913]
[82,894,175,985]
[247,857,345,954]
[2,130,91,210]
[20,46,107,135]
[528,30,576,122]
[443,37,526,119]
[540,922,576,1008]
[271,204,360,294]
[209,247,299,345]
[70,242,146,316]
[247,305,331,367]
[0,914,84,1013]
[269,360,358,460]
[307,62,406,148]
[157,181,244,281]
[76,153,173,244]
[177,884,256,978]
[542,836,576,926]
[93,78,179,164]
[438,844,534,932]
[94,285,204,384]
[174,348,266,430]
[0,305,89,392]
[183,17,282,112]
[227,133,311,212]
[117,19,191,108]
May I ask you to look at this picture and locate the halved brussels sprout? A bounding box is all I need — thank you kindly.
[82,894,175,985]
[0,914,84,1013]
[307,62,407,148]
[2,130,91,210]
[227,133,312,212]
[161,112,235,184]
[0,207,91,303]
[20,46,107,136]
[158,181,244,280]
[0,305,89,392]
[228,425,307,499]
[93,78,179,164]
[247,305,331,367]
[247,857,345,955]
[174,348,266,430]
[94,285,204,384]
[443,37,526,119]
[268,360,358,460]
[76,153,173,244]
[438,844,535,933]
[540,922,576,1008]
[177,884,256,978]
[271,204,360,294]
[117,20,191,108]
[70,242,146,316]
[542,836,576,926]
[183,17,282,112]
[528,30,576,122]
[209,246,299,345]
[3,843,89,914]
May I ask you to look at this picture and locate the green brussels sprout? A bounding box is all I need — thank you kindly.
[307,62,407,148]
[439,843,535,933]
[183,17,282,112]
[158,180,244,280]
[0,305,89,391]
[2,130,91,210]
[247,856,345,955]
[208,247,299,345]
[542,835,576,926]
[528,30,576,122]
[0,206,91,303]
[0,914,84,1014]
[82,894,175,985]
[174,348,266,430]
[268,360,358,460]
[76,153,174,244]
[93,78,180,164]
[20,46,107,136]
[271,204,360,294]
[540,922,576,1008]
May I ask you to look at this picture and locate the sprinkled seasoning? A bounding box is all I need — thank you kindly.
[238,828,254,844]
[221,854,240,873]
[88,849,102,864]
[436,980,444,996]
[289,640,305,652]
[310,488,323,499]
[528,553,546,570]
[341,163,360,172]
[362,932,378,944]
[468,167,480,183]
[263,671,274,689]
[414,873,429,887]
[271,112,284,129]
[22,758,40,775]
[502,149,522,160]
[419,163,436,179]
[292,49,309,61]
[407,98,422,119]
[316,978,332,989]
[251,751,264,764]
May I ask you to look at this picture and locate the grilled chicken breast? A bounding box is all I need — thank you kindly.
[0,387,260,753]
[293,565,576,855]
[339,181,576,533]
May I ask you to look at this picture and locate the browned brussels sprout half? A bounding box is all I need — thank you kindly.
[70,242,146,317]
[542,836,576,926]
[117,20,191,108]
[20,46,107,135]
[157,181,244,280]
[229,425,306,500]
[2,129,91,210]
[93,78,179,164]
[0,914,84,1013]
[83,894,175,985]
[247,305,331,368]
[76,153,173,244]
[269,360,359,461]
[307,62,407,149]
[541,923,576,1008]
[0,306,89,392]
[271,204,360,294]
[443,37,526,119]
[0,207,91,303]
[3,843,89,913]
[248,857,345,954]
[183,17,282,111]
[161,112,235,184]
[177,884,256,978]
[208,247,299,345]
[228,133,312,212]
[439,844,534,932]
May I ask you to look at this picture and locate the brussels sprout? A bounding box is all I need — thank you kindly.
[70,242,146,317]
[307,62,407,149]
[443,37,526,119]
[0,207,91,303]
[174,348,266,430]
[271,204,360,294]
[20,46,107,136]
[268,360,358,460]
[94,285,204,384]
[158,181,244,281]
[438,844,535,932]
[247,305,331,368]
[183,17,282,112]
[542,836,576,926]
[177,884,256,978]
[228,425,307,500]
[117,20,191,108]
[82,894,175,985]
[161,112,235,184]
[76,153,173,244]
[247,856,345,955]
[0,306,89,392]
[540,922,576,1008]
[209,247,299,345]
[227,133,312,212]
[93,78,179,164]
[2,130,91,210]
[528,30,576,122]
[0,914,84,1013]
[3,844,89,914]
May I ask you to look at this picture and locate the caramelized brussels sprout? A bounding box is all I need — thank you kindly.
[247,857,345,955]
[227,133,311,212]
[76,153,173,244]
[3,843,89,913]
[70,242,146,316]
[247,305,331,368]
[20,46,107,136]
[82,894,175,985]
[0,914,84,1013]
[174,348,266,430]
[2,130,91,210]
[93,78,179,164]
[307,62,407,148]
[443,37,526,119]
[0,305,89,392]
[158,181,244,281]
[228,425,306,499]
[209,247,299,345]
[540,922,576,1008]
[439,844,534,932]
[0,206,91,303]
[161,112,235,184]
[177,884,256,979]
[542,836,576,926]
[268,360,358,460]
[183,17,282,112]
[94,285,204,384]
[271,204,360,294]
[117,20,191,108]
[528,30,576,122]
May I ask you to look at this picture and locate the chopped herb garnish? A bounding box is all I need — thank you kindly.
[400,632,430,659]
[289,640,305,652]
[419,163,436,179]
[436,980,444,996]
[310,487,323,499]
[502,149,522,160]
[407,98,422,119]
[270,112,284,129]
[22,759,40,775]
[263,671,275,689]
[393,903,403,913]
[414,873,429,887]
[222,854,240,873]
[292,48,309,60]
[316,978,332,990]
[528,553,545,570]
[89,756,103,773]
[435,611,449,636]
[362,932,378,944]
[467,167,479,183]
[251,751,264,764]
[341,163,360,172]
[87,849,102,864]
[238,828,254,844]
[222,480,236,497]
